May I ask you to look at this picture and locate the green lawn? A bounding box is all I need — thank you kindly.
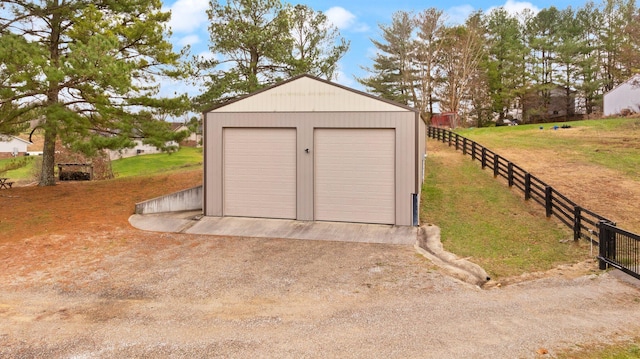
[556,340,640,359]
[421,145,589,278]
[0,156,39,180]
[457,118,640,178]
[0,147,203,181]
[111,147,203,177]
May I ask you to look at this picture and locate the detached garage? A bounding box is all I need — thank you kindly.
[203,75,426,226]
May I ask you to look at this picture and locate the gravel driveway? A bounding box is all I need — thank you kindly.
[2,232,640,358]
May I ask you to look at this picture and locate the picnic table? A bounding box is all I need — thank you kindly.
[0,178,14,189]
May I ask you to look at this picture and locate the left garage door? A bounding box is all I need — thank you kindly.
[223,128,297,219]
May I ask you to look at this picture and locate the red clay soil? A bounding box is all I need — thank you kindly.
[0,170,202,281]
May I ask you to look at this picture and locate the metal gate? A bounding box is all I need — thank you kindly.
[598,221,640,280]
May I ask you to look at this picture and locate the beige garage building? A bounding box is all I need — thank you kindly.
[203,75,426,226]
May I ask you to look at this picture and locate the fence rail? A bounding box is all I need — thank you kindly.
[427,126,640,278]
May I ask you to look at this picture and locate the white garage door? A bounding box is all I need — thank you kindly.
[314,129,395,224]
[224,128,296,219]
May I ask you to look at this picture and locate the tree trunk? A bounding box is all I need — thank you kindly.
[39,128,57,186]
[40,0,61,187]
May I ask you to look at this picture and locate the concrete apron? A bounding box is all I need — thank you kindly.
[128,211,417,245]
[129,212,490,287]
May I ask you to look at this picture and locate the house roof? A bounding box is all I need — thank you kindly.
[0,135,32,145]
[204,74,418,113]
[605,74,640,95]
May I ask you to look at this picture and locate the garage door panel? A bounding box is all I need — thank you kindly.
[224,128,296,219]
[314,129,395,224]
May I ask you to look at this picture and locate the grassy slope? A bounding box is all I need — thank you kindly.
[457,118,640,178]
[0,156,35,179]
[421,144,589,278]
[111,147,203,177]
[461,120,640,357]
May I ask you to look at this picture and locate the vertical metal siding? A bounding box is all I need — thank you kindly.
[204,111,417,226]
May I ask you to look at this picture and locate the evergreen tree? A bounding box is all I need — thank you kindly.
[197,0,349,109]
[600,0,636,91]
[575,2,603,115]
[415,8,446,117]
[527,6,561,114]
[484,8,528,120]
[0,0,190,186]
[287,4,350,79]
[357,11,417,106]
[555,7,582,119]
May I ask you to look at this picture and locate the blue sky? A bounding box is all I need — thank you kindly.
[161,0,590,94]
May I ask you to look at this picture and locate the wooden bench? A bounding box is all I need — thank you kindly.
[0,178,13,189]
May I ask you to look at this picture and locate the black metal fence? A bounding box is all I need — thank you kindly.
[599,222,640,280]
[427,126,640,278]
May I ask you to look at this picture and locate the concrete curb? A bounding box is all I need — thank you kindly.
[416,224,490,287]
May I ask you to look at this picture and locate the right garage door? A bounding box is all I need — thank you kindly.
[314,128,395,225]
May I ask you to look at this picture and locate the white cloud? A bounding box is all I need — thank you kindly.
[489,0,540,16]
[446,5,475,25]
[325,6,370,32]
[165,0,209,34]
[178,34,201,47]
[325,7,354,29]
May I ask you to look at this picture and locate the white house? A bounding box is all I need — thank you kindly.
[0,135,32,159]
[172,122,201,147]
[108,139,179,160]
[604,74,640,116]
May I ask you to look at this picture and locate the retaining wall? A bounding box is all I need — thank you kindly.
[135,185,203,214]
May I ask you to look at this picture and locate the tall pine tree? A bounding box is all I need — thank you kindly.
[357,11,417,106]
[197,0,349,109]
[0,0,189,186]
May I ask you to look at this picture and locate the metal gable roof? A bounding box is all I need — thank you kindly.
[205,74,418,114]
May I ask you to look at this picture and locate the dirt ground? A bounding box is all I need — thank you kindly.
[441,124,640,233]
[2,159,640,357]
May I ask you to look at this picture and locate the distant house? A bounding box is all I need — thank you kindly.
[171,122,201,147]
[108,139,179,160]
[604,74,640,116]
[523,85,576,122]
[430,112,460,129]
[0,135,32,159]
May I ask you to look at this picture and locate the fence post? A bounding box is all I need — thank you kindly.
[481,148,487,169]
[524,173,531,200]
[493,154,499,178]
[455,134,459,150]
[507,162,514,187]
[545,186,553,217]
[462,138,467,155]
[573,206,582,241]
[441,130,446,143]
[448,131,452,147]
[599,221,608,269]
